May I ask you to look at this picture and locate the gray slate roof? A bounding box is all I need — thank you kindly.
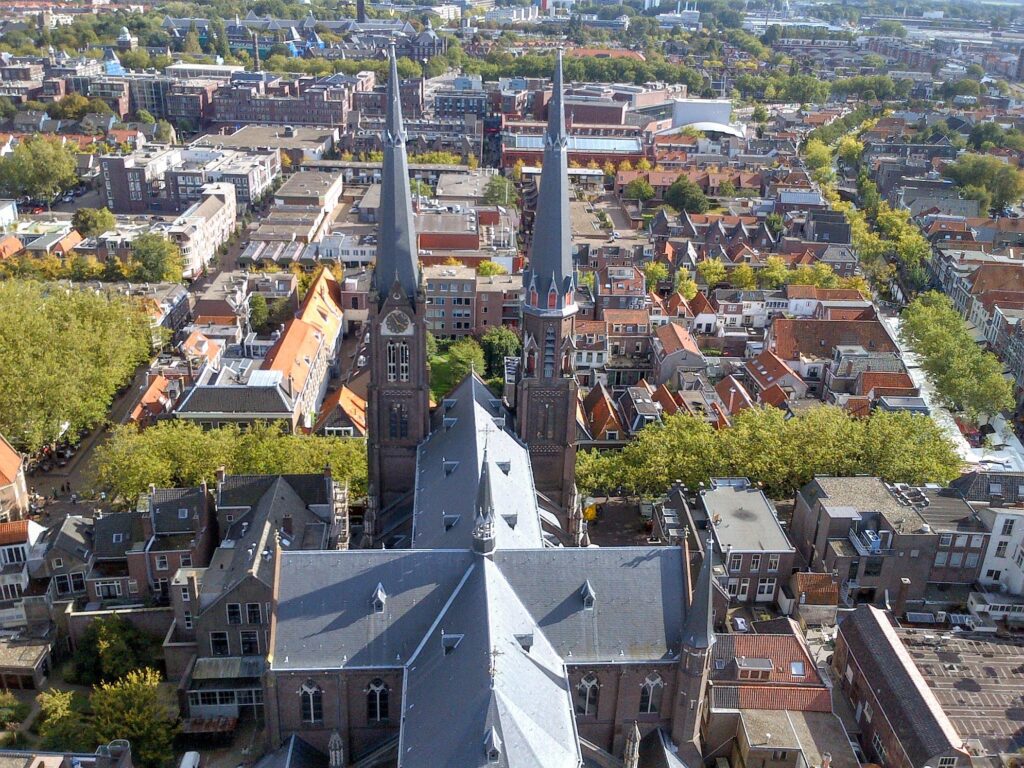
[412,374,544,551]
[372,46,419,300]
[837,605,962,767]
[177,385,293,415]
[151,486,205,535]
[93,513,141,560]
[399,557,580,767]
[218,474,331,509]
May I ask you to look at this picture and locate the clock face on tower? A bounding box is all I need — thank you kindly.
[382,310,414,336]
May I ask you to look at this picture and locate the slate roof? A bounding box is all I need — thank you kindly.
[411,374,544,551]
[93,513,140,560]
[399,557,580,767]
[150,486,205,535]
[218,474,331,509]
[838,606,964,767]
[177,385,293,415]
[252,735,328,768]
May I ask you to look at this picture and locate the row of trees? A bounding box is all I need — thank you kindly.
[0,281,154,454]
[942,153,1024,212]
[576,406,962,499]
[0,234,184,285]
[901,292,1014,422]
[694,257,868,295]
[91,421,368,504]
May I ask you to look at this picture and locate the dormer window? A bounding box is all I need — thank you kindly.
[485,728,502,763]
[443,513,460,531]
[178,508,189,519]
[444,460,459,476]
[581,580,596,610]
[442,632,463,655]
[371,583,387,614]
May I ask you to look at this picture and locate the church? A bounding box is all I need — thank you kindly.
[263,48,715,767]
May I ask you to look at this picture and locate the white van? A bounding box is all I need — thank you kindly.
[179,752,201,768]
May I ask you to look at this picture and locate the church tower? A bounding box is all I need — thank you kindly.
[672,537,716,753]
[515,50,578,513]
[364,45,430,542]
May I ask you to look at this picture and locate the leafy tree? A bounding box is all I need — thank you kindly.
[962,184,993,213]
[447,337,486,383]
[717,180,737,197]
[624,178,655,202]
[37,689,95,752]
[664,176,709,213]
[0,136,77,202]
[0,281,153,454]
[636,158,652,172]
[0,97,15,122]
[72,207,115,238]
[901,292,1014,421]
[409,178,432,198]
[479,325,521,377]
[483,175,519,206]
[71,615,161,685]
[836,135,864,167]
[182,22,202,54]
[134,108,155,124]
[697,258,727,288]
[752,104,768,123]
[873,19,906,37]
[758,255,790,289]
[154,120,174,143]
[92,422,368,504]
[91,669,178,768]
[765,212,785,236]
[476,260,507,276]
[130,233,183,283]
[642,261,669,287]
[47,93,90,120]
[674,272,698,301]
[943,154,1024,210]
[729,263,756,289]
[575,407,961,499]
[426,330,439,359]
[249,293,269,332]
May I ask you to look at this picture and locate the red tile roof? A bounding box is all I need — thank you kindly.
[745,350,799,391]
[0,434,23,487]
[655,322,701,357]
[715,375,753,414]
[769,318,897,361]
[792,572,840,605]
[0,520,28,546]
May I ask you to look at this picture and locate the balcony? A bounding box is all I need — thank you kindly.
[848,529,893,557]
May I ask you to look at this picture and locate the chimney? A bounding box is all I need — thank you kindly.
[822,753,832,768]
[894,577,912,617]
[282,514,293,537]
[215,466,226,484]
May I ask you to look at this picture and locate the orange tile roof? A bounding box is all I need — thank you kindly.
[690,292,715,316]
[746,350,799,390]
[793,572,840,605]
[858,371,916,397]
[770,318,897,361]
[651,384,682,416]
[0,434,23,487]
[181,330,222,366]
[715,375,753,414]
[130,374,172,425]
[844,396,872,419]
[713,630,820,685]
[655,322,701,357]
[583,384,624,439]
[316,385,367,435]
[0,520,28,546]
[603,308,650,326]
[759,382,790,408]
[0,235,22,261]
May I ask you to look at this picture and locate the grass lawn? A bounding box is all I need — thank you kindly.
[429,353,456,401]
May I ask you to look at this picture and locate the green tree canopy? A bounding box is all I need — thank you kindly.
[664,176,709,213]
[576,406,961,499]
[91,669,178,768]
[675,271,698,300]
[447,337,486,383]
[0,281,153,453]
[479,325,521,378]
[0,135,78,201]
[130,233,184,283]
[642,261,669,287]
[624,178,655,202]
[729,262,757,289]
[476,260,508,276]
[901,292,1014,422]
[70,615,162,685]
[697,258,727,288]
[72,207,116,238]
[483,175,520,206]
[249,293,270,332]
[943,154,1024,211]
[37,689,95,752]
[91,421,368,505]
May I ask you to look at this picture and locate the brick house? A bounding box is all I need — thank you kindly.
[833,606,969,768]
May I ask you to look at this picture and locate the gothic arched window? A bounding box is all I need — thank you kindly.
[386,341,409,382]
[576,673,600,716]
[300,681,323,724]
[367,678,389,722]
[639,673,663,715]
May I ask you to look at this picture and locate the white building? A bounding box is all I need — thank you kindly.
[977,505,1024,595]
[162,182,237,280]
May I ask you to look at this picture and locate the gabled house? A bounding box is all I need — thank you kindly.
[652,322,705,385]
[0,434,29,521]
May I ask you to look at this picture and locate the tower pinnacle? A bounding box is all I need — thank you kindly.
[372,44,420,303]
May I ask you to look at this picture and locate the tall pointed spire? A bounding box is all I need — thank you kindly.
[681,537,716,651]
[523,49,574,315]
[472,446,497,556]
[372,44,420,303]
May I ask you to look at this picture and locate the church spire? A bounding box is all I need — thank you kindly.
[372,43,420,303]
[472,446,497,556]
[523,49,574,315]
[682,537,716,651]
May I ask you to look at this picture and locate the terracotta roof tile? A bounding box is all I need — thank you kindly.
[0,520,28,546]
[769,318,897,361]
[792,572,839,605]
[655,322,701,357]
[0,434,23,487]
